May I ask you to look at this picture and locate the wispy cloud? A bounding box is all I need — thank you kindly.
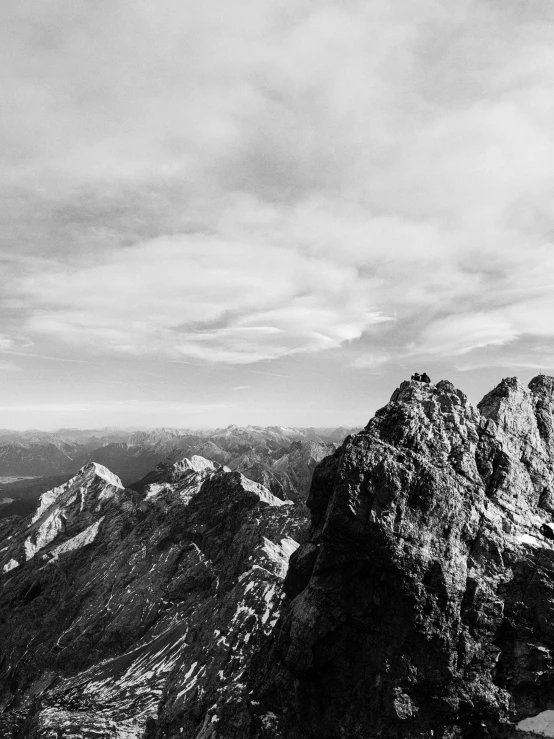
[13,235,388,363]
[0,400,231,414]
[351,354,390,370]
[2,350,90,363]
[250,370,290,378]
[1,0,554,389]
[413,314,518,357]
[0,335,14,351]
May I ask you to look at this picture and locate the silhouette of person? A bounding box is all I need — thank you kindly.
[421,372,431,384]
[411,373,421,382]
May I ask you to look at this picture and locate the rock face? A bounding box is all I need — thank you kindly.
[7,376,554,738]
[0,457,305,738]
[247,376,554,739]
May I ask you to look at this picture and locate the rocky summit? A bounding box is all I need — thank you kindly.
[246,375,554,739]
[5,376,554,738]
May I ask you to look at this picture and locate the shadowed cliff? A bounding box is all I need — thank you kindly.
[244,375,554,739]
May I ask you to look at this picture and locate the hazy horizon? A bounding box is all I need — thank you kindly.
[0,422,362,433]
[0,369,545,431]
[2,2,554,429]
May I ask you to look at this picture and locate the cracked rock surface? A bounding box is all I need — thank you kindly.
[5,375,554,738]
[0,458,305,738]
[246,376,554,739]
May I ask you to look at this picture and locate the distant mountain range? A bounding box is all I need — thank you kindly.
[6,377,554,736]
[0,426,358,519]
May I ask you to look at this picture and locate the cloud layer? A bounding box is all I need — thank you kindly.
[2,0,554,383]
[14,233,387,362]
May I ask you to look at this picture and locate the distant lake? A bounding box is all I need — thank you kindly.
[0,476,38,484]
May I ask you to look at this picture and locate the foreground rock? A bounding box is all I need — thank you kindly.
[0,457,305,737]
[243,375,554,739]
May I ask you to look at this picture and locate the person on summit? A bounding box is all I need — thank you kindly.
[421,372,431,384]
[411,373,421,381]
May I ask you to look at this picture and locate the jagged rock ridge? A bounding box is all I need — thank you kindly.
[7,376,554,738]
[0,457,305,737]
[242,375,554,739]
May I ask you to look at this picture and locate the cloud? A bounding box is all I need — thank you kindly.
[232,386,250,391]
[2,0,554,376]
[2,350,89,363]
[412,291,554,362]
[351,354,390,370]
[14,234,389,363]
[414,313,518,357]
[0,400,230,414]
[0,334,14,350]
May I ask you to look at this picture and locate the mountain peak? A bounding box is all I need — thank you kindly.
[31,462,123,526]
[253,373,554,738]
[529,372,554,395]
[77,461,124,488]
[179,454,219,473]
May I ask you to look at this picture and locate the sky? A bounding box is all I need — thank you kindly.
[2,0,554,429]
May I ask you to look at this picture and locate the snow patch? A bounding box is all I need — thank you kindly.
[25,511,65,559]
[32,463,122,523]
[177,661,205,700]
[145,483,166,499]
[85,462,124,489]
[517,533,543,548]
[518,710,554,736]
[182,661,198,683]
[261,536,299,577]
[3,558,19,573]
[50,517,105,560]
[261,585,277,626]
[32,487,64,524]
[187,455,218,473]
[239,476,287,507]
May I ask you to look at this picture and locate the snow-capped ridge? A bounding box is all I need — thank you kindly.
[31,462,123,524]
[49,517,105,561]
[177,455,219,474]
[238,473,288,507]
[77,461,124,489]
[139,455,223,502]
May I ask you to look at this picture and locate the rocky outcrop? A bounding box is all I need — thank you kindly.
[0,457,305,738]
[245,375,554,739]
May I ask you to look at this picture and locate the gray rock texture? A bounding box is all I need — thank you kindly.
[0,458,305,738]
[6,375,554,738]
[246,376,554,739]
